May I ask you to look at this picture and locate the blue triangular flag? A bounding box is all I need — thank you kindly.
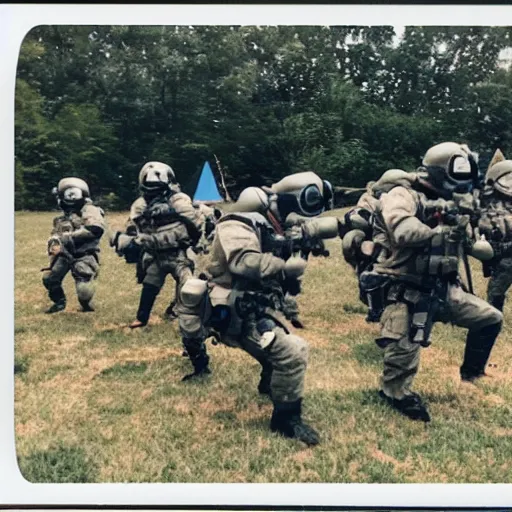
[193,161,223,202]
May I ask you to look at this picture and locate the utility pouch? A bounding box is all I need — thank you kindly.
[416,232,458,278]
[235,291,269,320]
[408,290,436,347]
[359,270,392,323]
[482,260,494,278]
[209,305,231,335]
[404,284,446,347]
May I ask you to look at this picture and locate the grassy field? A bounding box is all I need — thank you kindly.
[14,210,512,483]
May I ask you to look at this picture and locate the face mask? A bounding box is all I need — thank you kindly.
[145,167,173,185]
[276,184,327,219]
[444,154,476,192]
[61,186,84,207]
[496,173,512,197]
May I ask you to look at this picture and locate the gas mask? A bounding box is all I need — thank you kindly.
[269,172,332,221]
[62,186,84,206]
[485,159,512,199]
[421,142,478,197]
[139,161,177,198]
[56,177,90,211]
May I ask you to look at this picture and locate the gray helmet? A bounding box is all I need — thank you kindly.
[270,171,333,218]
[234,187,270,214]
[57,177,90,208]
[138,161,176,196]
[421,142,478,195]
[234,172,332,223]
[485,160,512,198]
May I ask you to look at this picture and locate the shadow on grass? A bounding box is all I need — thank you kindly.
[98,403,133,416]
[342,303,367,315]
[18,444,98,483]
[96,361,148,378]
[14,355,29,376]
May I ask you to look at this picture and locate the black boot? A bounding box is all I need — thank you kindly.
[378,390,431,422]
[79,299,95,312]
[46,299,66,314]
[182,338,211,381]
[135,284,160,325]
[46,287,66,314]
[270,399,320,446]
[460,321,502,382]
[490,295,505,312]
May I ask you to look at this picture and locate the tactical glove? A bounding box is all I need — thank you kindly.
[47,236,62,256]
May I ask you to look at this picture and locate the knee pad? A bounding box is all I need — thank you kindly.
[76,281,95,302]
[274,331,309,370]
[72,259,98,282]
[492,309,504,326]
[180,278,208,308]
[481,309,504,329]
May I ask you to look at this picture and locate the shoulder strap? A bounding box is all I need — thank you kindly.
[217,213,257,230]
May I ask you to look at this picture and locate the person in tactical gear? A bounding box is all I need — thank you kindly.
[42,177,105,313]
[110,161,203,329]
[479,154,512,312]
[177,172,337,446]
[366,142,502,422]
[340,172,425,321]
[232,172,335,328]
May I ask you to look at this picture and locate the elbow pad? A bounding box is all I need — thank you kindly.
[303,216,340,240]
[138,230,181,251]
[72,226,101,241]
[394,217,434,247]
[259,253,286,279]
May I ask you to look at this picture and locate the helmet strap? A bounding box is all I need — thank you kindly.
[266,210,284,235]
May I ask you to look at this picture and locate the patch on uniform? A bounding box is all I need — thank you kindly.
[260,331,276,349]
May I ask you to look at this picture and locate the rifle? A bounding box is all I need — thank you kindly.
[423,200,478,293]
[262,217,338,261]
[41,236,75,272]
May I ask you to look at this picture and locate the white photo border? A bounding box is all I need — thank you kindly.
[3,2,512,507]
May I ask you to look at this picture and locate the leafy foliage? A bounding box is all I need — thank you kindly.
[15,26,512,209]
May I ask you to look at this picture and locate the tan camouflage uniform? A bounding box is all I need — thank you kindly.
[128,191,203,322]
[373,185,502,400]
[478,197,512,311]
[177,212,320,445]
[43,200,105,310]
[207,215,308,402]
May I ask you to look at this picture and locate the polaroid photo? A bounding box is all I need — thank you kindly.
[2,2,512,509]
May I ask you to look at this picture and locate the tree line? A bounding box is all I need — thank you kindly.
[15,25,512,210]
